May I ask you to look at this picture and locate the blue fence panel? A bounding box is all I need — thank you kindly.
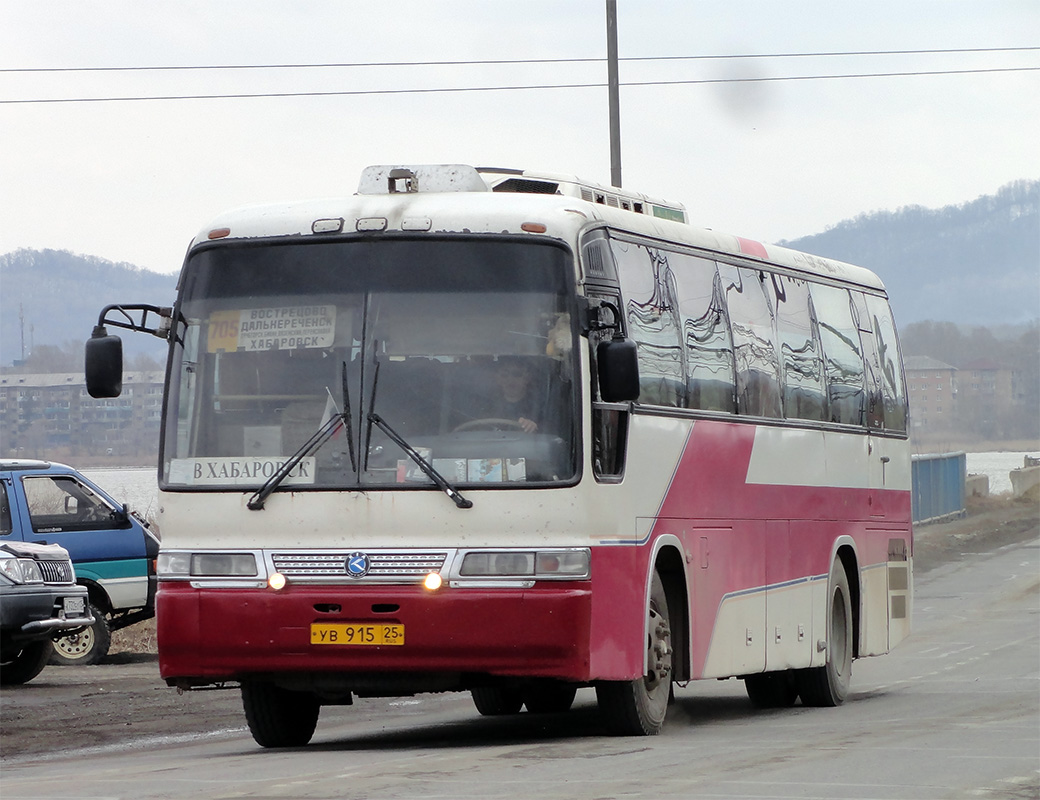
[911,452,966,524]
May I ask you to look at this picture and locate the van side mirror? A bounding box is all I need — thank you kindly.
[597,337,640,402]
[85,326,124,398]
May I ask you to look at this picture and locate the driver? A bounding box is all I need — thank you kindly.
[470,357,541,433]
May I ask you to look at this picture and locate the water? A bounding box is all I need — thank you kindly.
[965,451,1037,496]
[82,451,1039,515]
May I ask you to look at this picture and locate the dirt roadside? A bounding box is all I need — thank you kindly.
[2,496,1037,761]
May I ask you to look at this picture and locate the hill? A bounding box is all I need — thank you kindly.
[0,249,177,367]
[1,181,1037,367]
[780,179,1039,327]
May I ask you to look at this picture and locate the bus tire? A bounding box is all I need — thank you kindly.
[523,683,578,714]
[241,681,321,748]
[797,561,853,707]
[471,686,524,716]
[744,671,799,708]
[1,640,53,685]
[50,602,110,666]
[596,571,673,735]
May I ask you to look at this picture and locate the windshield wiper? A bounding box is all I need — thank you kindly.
[247,362,354,511]
[367,412,473,510]
[246,411,346,510]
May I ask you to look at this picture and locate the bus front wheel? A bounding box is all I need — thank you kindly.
[596,571,673,735]
[797,561,853,706]
[241,681,321,747]
[471,686,524,716]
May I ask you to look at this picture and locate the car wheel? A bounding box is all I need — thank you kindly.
[50,603,111,666]
[1,640,53,685]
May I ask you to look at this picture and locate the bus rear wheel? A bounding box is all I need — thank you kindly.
[596,571,673,735]
[241,681,321,748]
[744,671,799,708]
[797,561,853,706]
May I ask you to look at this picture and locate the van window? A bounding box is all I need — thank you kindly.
[22,476,123,532]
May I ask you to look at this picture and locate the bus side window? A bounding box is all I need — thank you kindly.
[864,294,908,433]
[811,283,866,426]
[851,291,886,430]
[671,255,736,413]
[718,264,783,418]
[610,239,685,408]
[774,274,826,422]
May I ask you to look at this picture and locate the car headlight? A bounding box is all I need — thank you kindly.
[0,555,44,584]
[459,549,589,579]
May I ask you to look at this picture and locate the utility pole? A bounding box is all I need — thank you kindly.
[606,0,622,188]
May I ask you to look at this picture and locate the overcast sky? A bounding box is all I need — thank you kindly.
[2,2,1037,275]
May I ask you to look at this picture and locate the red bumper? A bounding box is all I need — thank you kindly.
[157,581,593,684]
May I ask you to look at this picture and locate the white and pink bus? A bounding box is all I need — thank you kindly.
[86,164,912,747]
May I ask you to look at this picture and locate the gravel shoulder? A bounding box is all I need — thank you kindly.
[2,496,1037,761]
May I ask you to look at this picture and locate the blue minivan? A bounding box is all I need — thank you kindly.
[0,460,159,664]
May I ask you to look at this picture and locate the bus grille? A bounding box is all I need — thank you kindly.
[270,552,448,583]
[38,559,75,584]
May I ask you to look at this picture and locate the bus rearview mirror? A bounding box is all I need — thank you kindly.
[597,337,639,402]
[85,327,124,398]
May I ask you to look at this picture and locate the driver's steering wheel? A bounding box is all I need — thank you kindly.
[453,418,526,433]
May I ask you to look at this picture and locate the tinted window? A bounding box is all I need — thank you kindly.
[611,240,685,408]
[718,265,782,418]
[773,275,826,421]
[672,255,736,413]
[811,283,865,426]
[864,294,908,432]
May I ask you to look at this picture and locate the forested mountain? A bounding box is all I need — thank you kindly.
[1,179,1037,368]
[0,249,177,368]
[780,179,1039,327]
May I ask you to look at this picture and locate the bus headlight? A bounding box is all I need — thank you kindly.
[459,549,589,579]
[158,552,258,577]
[191,553,258,577]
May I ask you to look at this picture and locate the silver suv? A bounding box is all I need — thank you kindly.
[0,541,94,684]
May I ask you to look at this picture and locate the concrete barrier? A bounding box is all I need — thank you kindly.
[965,473,989,498]
[1010,460,1039,501]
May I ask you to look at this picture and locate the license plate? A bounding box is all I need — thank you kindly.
[63,596,86,616]
[310,623,404,646]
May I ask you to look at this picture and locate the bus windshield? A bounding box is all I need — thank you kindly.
[163,237,579,492]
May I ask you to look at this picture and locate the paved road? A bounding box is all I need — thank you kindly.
[2,531,1037,800]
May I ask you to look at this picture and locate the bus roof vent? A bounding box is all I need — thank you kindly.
[477,167,687,223]
[357,164,489,195]
[490,177,561,195]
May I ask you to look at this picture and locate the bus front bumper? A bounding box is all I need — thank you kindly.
[156,581,593,687]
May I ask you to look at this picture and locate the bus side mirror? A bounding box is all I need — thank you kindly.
[85,326,124,398]
[597,337,640,402]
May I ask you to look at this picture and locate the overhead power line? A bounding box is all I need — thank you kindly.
[1,46,1037,73]
[1,66,1037,105]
